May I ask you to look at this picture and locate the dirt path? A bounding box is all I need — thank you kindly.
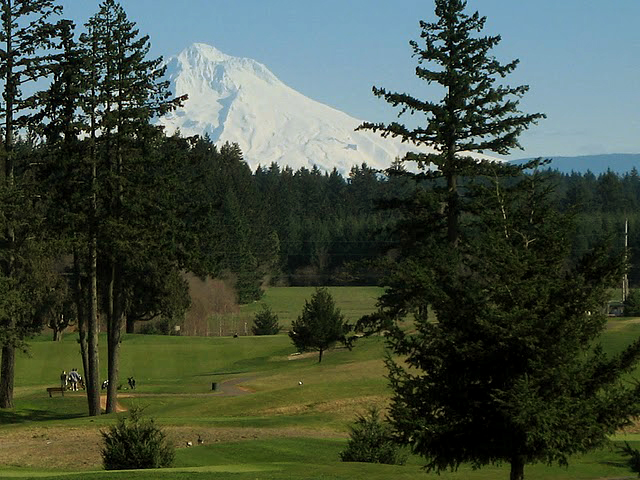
[105,377,256,399]
[215,376,255,396]
[99,394,127,412]
[63,377,255,402]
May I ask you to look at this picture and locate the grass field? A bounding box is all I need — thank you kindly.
[1,286,640,479]
[205,286,384,335]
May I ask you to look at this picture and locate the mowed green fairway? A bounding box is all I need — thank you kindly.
[1,287,640,479]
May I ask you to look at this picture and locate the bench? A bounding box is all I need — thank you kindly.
[46,386,65,397]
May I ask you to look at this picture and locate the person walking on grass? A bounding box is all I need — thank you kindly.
[60,370,67,390]
[69,368,81,391]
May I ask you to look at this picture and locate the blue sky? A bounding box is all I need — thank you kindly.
[59,0,639,159]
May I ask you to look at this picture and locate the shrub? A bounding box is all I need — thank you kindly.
[340,407,406,465]
[252,305,280,335]
[139,318,172,335]
[101,408,175,470]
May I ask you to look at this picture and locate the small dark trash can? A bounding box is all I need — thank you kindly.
[211,382,217,391]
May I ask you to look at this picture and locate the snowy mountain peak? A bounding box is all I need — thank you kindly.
[159,43,445,174]
[171,43,281,92]
[178,43,233,68]
[184,43,230,63]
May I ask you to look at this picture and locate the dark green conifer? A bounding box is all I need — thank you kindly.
[289,288,351,363]
[358,0,544,245]
[0,0,64,409]
[251,305,280,336]
[357,2,640,479]
[76,0,184,414]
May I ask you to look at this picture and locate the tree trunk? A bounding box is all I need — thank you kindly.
[86,231,101,416]
[106,263,124,414]
[510,456,525,480]
[446,165,459,247]
[0,10,16,410]
[0,345,15,408]
[73,248,89,385]
[318,348,324,363]
[52,329,62,342]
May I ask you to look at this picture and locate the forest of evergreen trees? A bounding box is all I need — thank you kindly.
[250,162,640,290]
[31,132,640,298]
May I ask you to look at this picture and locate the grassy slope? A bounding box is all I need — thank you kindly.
[239,286,384,327]
[2,287,640,479]
[203,286,383,337]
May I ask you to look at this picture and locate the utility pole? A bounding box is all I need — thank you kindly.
[623,218,629,302]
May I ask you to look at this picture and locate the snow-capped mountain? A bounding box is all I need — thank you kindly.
[158,43,439,174]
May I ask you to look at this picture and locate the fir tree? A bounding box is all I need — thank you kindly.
[72,0,184,414]
[384,170,640,480]
[357,2,640,479]
[251,305,280,336]
[289,287,351,363]
[358,0,544,245]
[38,16,104,416]
[0,0,63,409]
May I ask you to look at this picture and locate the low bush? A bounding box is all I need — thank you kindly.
[139,318,172,335]
[252,304,280,335]
[340,407,406,465]
[101,408,174,470]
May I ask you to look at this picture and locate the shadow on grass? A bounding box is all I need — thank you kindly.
[193,371,249,377]
[0,408,85,424]
[598,460,629,468]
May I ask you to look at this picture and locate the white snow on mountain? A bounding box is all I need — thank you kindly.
[158,43,492,174]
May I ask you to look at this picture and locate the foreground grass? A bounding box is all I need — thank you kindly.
[0,439,636,480]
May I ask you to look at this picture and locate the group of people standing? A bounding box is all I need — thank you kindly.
[61,370,137,392]
[59,369,83,391]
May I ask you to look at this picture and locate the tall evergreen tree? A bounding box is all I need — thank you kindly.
[358,0,544,246]
[38,16,104,416]
[76,0,183,414]
[0,0,63,408]
[384,171,640,480]
[356,2,640,479]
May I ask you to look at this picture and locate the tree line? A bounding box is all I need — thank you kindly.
[252,164,640,289]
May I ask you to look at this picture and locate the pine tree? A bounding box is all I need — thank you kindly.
[384,171,640,480]
[0,0,63,409]
[289,288,351,363]
[72,0,183,414]
[38,16,104,416]
[357,2,640,479]
[358,0,544,246]
[251,305,280,336]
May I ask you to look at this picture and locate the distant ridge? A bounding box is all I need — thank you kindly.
[510,153,640,175]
